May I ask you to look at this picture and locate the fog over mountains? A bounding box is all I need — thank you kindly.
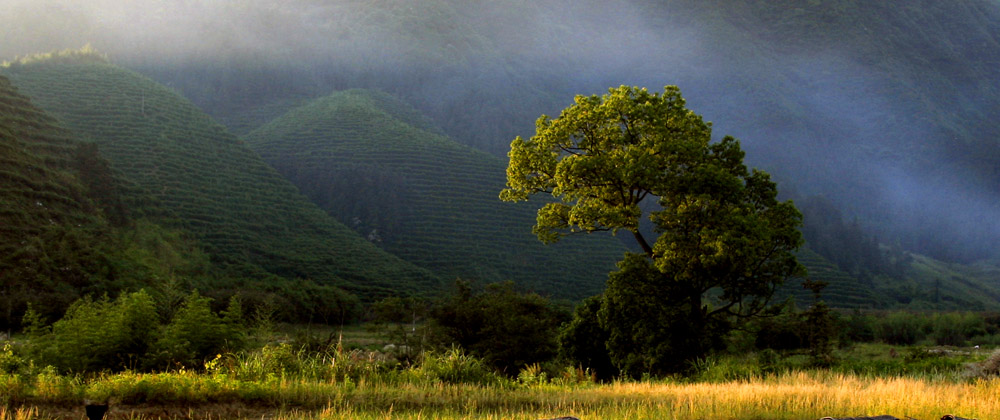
[4,0,1000,264]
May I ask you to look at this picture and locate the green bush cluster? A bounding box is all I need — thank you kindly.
[428,281,568,375]
[841,311,993,346]
[22,290,245,372]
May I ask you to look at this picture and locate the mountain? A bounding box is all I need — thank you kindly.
[1,53,441,301]
[244,89,624,299]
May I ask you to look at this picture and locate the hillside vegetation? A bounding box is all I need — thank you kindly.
[245,89,624,298]
[0,73,115,328]
[1,55,441,301]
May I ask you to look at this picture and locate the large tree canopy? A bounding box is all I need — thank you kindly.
[502,85,805,375]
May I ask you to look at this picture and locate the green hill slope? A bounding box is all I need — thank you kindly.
[0,73,114,326]
[1,55,441,300]
[245,89,624,299]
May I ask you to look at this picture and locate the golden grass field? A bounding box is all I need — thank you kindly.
[3,370,995,420]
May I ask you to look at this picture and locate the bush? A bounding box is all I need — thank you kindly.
[24,290,246,372]
[966,348,1000,379]
[558,295,617,381]
[0,344,24,375]
[931,312,986,346]
[875,312,928,345]
[408,347,504,385]
[25,291,158,372]
[149,291,245,369]
[430,281,568,375]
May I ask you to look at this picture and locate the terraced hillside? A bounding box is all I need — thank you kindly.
[0,73,119,327]
[2,56,441,299]
[775,249,885,309]
[245,89,625,299]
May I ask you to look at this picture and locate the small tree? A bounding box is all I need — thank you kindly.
[502,86,804,376]
[802,279,835,366]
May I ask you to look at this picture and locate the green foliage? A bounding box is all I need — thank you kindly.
[599,253,726,377]
[430,281,568,375]
[504,85,804,377]
[0,74,115,330]
[0,344,25,375]
[557,295,617,381]
[930,312,987,346]
[208,277,363,325]
[802,280,836,366]
[875,312,929,346]
[369,296,433,362]
[24,290,247,373]
[26,291,158,372]
[151,291,245,369]
[408,347,504,385]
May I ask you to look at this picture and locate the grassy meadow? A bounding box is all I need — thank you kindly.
[3,335,996,420]
[3,370,997,420]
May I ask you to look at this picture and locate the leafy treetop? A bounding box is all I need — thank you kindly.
[502,85,804,320]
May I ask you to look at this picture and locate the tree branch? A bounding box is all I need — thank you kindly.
[632,230,654,257]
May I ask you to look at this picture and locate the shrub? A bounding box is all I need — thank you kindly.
[558,295,617,381]
[875,312,928,345]
[430,281,568,375]
[149,291,245,369]
[25,291,158,372]
[931,312,987,346]
[408,347,503,385]
[0,344,24,375]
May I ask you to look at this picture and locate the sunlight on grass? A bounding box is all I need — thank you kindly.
[9,369,998,419]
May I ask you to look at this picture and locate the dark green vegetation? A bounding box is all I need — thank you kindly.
[0,71,123,330]
[244,89,623,297]
[21,290,243,372]
[8,279,1000,383]
[1,54,441,304]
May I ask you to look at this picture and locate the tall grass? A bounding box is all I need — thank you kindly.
[8,369,998,419]
[7,347,999,419]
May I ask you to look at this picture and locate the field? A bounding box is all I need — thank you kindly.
[3,335,996,420]
[3,370,996,420]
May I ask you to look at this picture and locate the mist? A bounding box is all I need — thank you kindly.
[3,0,999,263]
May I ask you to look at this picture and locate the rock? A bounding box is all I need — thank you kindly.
[84,403,108,420]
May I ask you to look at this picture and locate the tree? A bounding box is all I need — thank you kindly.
[502,85,805,376]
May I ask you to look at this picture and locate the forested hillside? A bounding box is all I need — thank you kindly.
[1,53,442,302]
[245,89,624,298]
[0,72,116,328]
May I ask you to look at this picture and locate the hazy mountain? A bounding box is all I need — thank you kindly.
[245,89,624,299]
